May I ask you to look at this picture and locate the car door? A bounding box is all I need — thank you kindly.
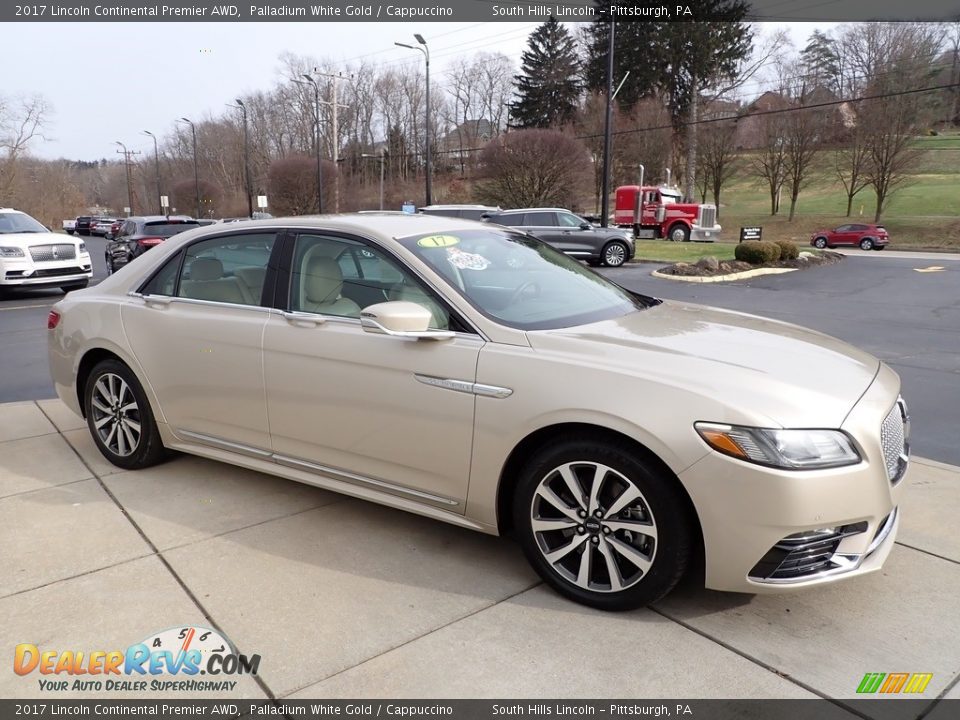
[556,211,600,257]
[831,224,854,246]
[261,231,483,509]
[121,231,279,451]
[522,211,566,251]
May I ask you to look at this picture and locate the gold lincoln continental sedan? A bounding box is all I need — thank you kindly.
[48,214,910,610]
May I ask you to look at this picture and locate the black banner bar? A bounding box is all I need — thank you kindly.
[1,0,956,23]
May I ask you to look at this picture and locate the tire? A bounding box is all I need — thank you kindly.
[813,237,828,249]
[859,238,874,251]
[874,245,886,251]
[84,359,167,470]
[513,436,694,611]
[601,241,628,267]
[61,280,89,293]
[105,254,115,275]
[668,224,690,243]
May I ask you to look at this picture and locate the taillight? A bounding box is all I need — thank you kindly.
[47,310,61,330]
[137,237,164,247]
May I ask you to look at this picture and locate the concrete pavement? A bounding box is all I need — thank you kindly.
[2,399,958,715]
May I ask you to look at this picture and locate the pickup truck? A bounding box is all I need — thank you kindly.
[62,219,76,235]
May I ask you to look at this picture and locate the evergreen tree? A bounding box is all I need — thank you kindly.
[510,17,581,128]
[801,30,842,94]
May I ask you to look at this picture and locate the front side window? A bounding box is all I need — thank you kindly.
[290,234,451,330]
[558,213,586,228]
[171,233,276,306]
[398,228,656,331]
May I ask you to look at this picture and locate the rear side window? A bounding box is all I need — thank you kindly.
[525,212,556,226]
[494,214,524,227]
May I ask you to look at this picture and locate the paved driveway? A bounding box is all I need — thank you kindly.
[2,399,958,715]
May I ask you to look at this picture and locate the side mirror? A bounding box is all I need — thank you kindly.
[579,222,592,230]
[360,301,453,341]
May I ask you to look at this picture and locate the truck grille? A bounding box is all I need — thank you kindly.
[881,398,909,484]
[697,205,717,229]
[29,244,76,262]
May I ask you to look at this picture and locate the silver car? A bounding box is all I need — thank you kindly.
[47,215,909,610]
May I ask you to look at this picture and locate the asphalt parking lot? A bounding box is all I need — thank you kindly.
[1,242,958,713]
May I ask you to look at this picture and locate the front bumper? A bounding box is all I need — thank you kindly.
[0,255,92,287]
[691,224,721,242]
[681,363,908,594]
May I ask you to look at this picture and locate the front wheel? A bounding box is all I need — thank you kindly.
[813,237,828,249]
[859,238,874,251]
[84,359,167,470]
[513,437,694,611]
[601,241,628,267]
[668,224,690,243]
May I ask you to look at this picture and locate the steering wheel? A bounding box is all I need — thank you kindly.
[508,281,541,305]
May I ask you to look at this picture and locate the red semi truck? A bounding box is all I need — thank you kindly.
[614,184,721,242]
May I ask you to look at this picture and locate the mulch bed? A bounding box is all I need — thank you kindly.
[658,250,844,277]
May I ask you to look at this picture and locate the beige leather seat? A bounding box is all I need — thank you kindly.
[234,267,267,304]
[298,253,361,317]
[180,257,249,304]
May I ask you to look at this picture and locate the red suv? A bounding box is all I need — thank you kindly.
[810,223,889,251]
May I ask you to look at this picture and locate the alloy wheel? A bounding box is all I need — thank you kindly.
[90,373,142,457]
[604,243,626,267]
[530,461,658,593]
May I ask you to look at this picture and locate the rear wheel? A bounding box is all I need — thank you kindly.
[668,224,690,243]
[513,436,693,611]
[813,237,828,249]
[601,241,628,267]
[859,238,874,251]
[84,359,167,470]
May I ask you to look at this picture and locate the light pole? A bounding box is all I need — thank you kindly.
[114,141,135,216]
[599,21,616,228]
[142,130,162,215]
[395,34,431,206]
[177,118,201,219]
[294,76,323,214]
[361,148,386,211]
[228,99,253,218]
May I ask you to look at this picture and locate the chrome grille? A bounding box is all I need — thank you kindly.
[697,205,717,229]
[881,398,909,484]
[29,244,76,262]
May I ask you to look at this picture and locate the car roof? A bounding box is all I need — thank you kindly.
[491,208,571,215]
[0,208,26,214]
[421,204,499,210]
[128,215,197,223]
[170,213,489,240]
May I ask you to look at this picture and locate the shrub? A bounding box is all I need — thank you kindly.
[734,240,782,265]
[775,240,799,260]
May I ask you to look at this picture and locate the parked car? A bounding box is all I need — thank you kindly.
[74,216,97,236]
[105,216,201,273]
[483,208,635,267]
[48,214,909,610]
[0,208,92,295]
[419,204,500,221]
[91,218,118,237]
[62,219,77,235]
[811,224,889,250]
[106,219,125,240]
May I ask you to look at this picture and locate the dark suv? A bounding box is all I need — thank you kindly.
[74,216,97,236]
[419,204,500,221]
[105,216,201,273]
[483,208,635,267]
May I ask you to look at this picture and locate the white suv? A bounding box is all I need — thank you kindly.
[0,208,92,295]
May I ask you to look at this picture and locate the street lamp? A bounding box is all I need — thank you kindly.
[227,99,253,218]
[114,141,134,216]
[293,75,324,214]
[177,118,201,219]
[141,130,162,215]
[361,148,387,211]
[395,34,431,206]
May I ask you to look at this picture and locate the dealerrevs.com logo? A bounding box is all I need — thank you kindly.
[857,672,933,694]
[14,626,260,692]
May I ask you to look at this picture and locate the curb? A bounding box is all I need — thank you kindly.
[650,267,797,283]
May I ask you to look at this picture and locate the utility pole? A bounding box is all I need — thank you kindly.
[142,131,162,215]
[228,100,254,218]
[314,70,350,213]
[599,20,616,228]
[114,141,142,216]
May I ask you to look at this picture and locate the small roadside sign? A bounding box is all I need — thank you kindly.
[257,195,268,209]
[739,226,762,242]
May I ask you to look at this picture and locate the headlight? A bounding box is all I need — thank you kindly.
[79,243,87,253]
[695,422,861,470]
[0,246,25,258]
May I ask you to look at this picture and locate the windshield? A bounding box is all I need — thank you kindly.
[660,192,681,205]
[398,228,657,331]
[0,212,47,234]
[144,221,201,237]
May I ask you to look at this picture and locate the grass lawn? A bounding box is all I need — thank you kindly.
[631,240,738,263]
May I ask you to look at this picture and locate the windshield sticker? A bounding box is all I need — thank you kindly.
[417,234,460,248]
[446,246,490,270]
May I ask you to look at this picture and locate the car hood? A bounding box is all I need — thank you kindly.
[0,231,77,248]
[527,300,880,428]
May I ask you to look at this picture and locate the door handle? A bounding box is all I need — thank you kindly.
[143,295,172,308]
[282,311,326,328]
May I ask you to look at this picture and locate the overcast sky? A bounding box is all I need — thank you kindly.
[3,21,821,162]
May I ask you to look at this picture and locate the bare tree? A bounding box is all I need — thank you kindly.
[860,96,926,221]
[476,129,590,208]
[697,119,738,218]
[834,127,871,217]
[752,113,789,215]
[0,94,50,201]
[267,155,337,215]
